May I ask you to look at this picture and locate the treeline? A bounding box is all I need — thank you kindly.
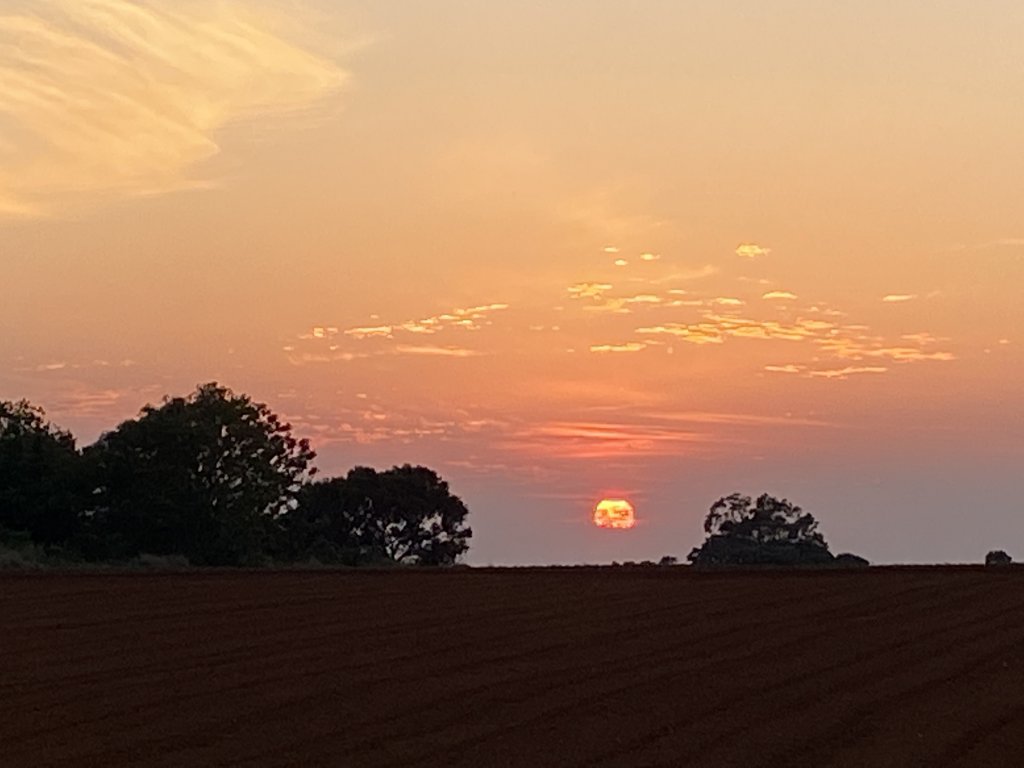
[0,383,472,567]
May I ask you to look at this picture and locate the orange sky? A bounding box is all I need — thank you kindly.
[2,0,1022,563]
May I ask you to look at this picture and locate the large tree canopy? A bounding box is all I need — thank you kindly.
[84,383,316,565]
[688,493,835,566]
[286,465,472,566]
[0,400,81,545]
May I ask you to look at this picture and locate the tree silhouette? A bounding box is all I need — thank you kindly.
[985,550,1012,566]
[286,465,472,566]
[688,493,836,566]
[84,383,315,565]
[0,400,81,545]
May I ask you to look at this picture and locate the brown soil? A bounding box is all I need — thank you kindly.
[3,567,1023,767]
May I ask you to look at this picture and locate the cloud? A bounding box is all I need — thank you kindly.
[336,303,509,341]
[393,345,482,357]
[765,364,889,379]
[647,410,833,428]
[818,336,956,363]
[762,291,798,300]
[503,420,704,460]
[808,366,888,379]
[635,324,725,345]
[882,294,917,303]
[639,252,660,262]
[52,387,132,417]
[568,282,612,299]
[0,0,346,217]
[735,243,770,258]
[345,325,393,339]
[589,342,647,353]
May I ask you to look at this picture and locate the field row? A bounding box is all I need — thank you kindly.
[3,568,1023,767]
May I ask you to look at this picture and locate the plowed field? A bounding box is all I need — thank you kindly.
[3,567,1024,767]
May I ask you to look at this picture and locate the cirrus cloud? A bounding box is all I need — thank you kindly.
[0,0,347,218]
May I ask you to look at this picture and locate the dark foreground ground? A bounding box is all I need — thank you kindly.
[3,567,1024,767]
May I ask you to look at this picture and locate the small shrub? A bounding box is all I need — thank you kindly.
[985,550,1012,566]
[833,553,870,568]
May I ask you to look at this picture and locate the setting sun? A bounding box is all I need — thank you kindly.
[593,499,636,530]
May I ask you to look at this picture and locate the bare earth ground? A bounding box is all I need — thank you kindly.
[3,568,1024,767]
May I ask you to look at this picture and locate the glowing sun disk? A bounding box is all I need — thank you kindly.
[594,498,636,530]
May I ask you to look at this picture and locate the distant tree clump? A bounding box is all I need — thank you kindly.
[687,493,843,567]
[833,553,870,568]
[83,383,316,565]
[658,555,678,566]
[0,400,82,546]
[985,550,1013,566]
[282,465,472,566]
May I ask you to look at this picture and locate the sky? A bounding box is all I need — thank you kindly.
[2,0,1022,565]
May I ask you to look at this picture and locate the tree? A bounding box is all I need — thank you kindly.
[286,464,472,566]
[833,553,870,568]
[986,550,1012,566]
[84,383,315,565]
[0,400,81,546]
[687,493,835,566]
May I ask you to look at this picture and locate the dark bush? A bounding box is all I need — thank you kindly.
[833,553,870,568]
[985,550,1012,566]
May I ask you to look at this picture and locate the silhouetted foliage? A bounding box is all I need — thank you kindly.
[83,383,316,565]
[833,553,870,568]
[688,493,836,566]
[658,555,678,566]
[0,400,82,546]
[985,550,1012,566]
[284,465,472,566]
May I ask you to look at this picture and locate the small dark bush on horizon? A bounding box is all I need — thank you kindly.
[0,384,470,568]
[985,550,1012,566]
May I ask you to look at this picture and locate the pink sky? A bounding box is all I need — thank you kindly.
[2,0,1022,563]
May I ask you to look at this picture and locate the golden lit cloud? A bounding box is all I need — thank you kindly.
[762,291,798,300]
[568,283,613,299]
[808,366,889,379]
[882,294,917,303]
[0,0,346,217]
[735,243,771,258]
[766,364,889,379]
[393,345,482,358]
[589,342,647,353]
[339,303,509,340]
[345,325,393,339]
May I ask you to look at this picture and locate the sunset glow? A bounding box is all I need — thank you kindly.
[2,0,1022,566]
[594,500,636,531]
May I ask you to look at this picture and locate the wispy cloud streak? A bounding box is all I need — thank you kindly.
[0,0,346,217]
